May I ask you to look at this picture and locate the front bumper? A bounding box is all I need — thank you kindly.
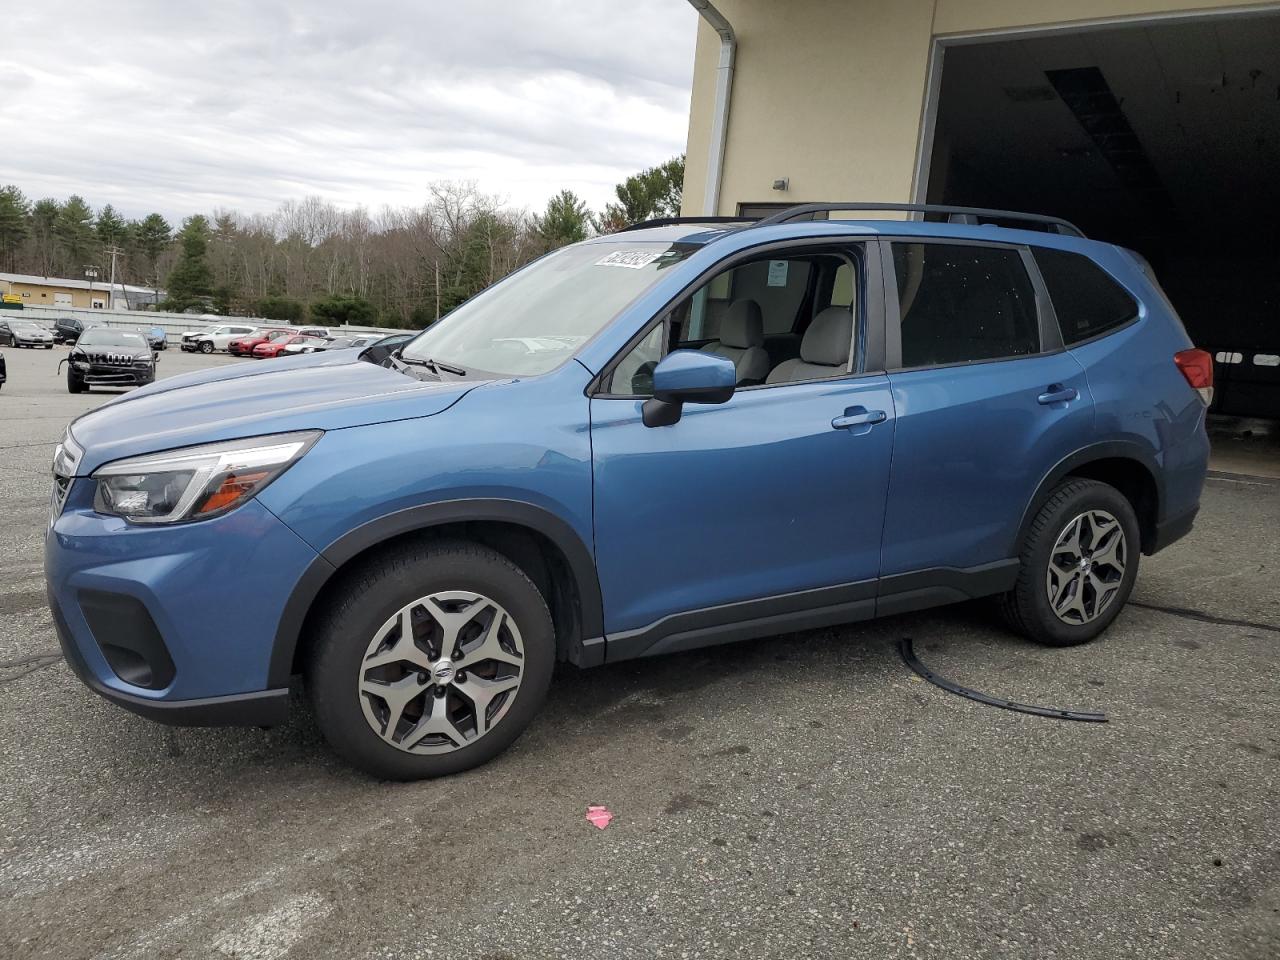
[76,364,154,386]
[45,483,322,726]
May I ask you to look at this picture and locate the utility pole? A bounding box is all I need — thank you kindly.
[105,245,124,309]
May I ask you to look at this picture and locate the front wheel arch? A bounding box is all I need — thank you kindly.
[271,500,606,688]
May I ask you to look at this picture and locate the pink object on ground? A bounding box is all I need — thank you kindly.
[586,805,614,829]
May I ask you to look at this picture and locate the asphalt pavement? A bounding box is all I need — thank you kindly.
[0,344,1277,960]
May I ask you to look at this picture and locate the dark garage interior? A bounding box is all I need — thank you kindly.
[925,12,1280,422]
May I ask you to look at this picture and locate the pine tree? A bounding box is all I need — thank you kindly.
[54,195,96,270]
[162,215,215,312]
[0,185,31,270]
[533,189,590,251]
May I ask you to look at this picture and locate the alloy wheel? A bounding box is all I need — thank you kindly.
[1045,509,1127,625]
[357,591,524,754]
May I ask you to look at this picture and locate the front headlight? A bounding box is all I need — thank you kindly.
[93,431,321,524]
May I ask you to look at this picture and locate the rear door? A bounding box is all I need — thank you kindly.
[878,238,1095,600]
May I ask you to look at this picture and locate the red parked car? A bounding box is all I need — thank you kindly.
[229,328,292,357]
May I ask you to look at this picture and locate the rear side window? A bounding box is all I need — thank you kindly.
[891,243,1039,368]
[1032,247,1138,345]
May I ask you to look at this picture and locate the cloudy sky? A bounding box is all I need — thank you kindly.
[0,1,698,222]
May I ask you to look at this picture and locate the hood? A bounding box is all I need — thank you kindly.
[68,350,486,474]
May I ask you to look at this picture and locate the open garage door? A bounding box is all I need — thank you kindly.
[924,11,1280,418]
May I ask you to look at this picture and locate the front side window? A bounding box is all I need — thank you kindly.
[401,242,695,377]
[606,248,860,394]
[1032,247,1138,345]
[892,243,1039,368]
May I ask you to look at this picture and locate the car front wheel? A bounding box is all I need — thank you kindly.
[67,372,85,394]
[306,540,555,780]
[1001,478,1140,646]
[199,341,214,354]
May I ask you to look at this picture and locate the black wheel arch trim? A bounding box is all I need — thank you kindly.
[1015,441,1166,556]
[268,498,605,687]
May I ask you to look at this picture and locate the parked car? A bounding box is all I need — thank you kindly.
[297,326,330,338]
[359,331,417,367]
[181,324,258,354]
[53,316,91,344]
[0,348,6,390]
[147,327,168,351]
[280,336,332,356]
[0,318,54,348]
[228,328,292,357]
[45,204,1211,780]
[321,335,378,351]
[252,334,326,358]
[63,327,157,394]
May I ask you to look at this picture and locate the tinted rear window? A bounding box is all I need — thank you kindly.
[1032,247,1138,345]
[891,242,1039,368]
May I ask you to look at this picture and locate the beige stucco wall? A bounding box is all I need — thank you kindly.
[0,280,107,309]
[682,0,1280,215]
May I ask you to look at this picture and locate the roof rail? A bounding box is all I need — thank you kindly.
[754,203,1085,237]
[619,215,758,233]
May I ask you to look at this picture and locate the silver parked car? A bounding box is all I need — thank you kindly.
[0,318,55,348]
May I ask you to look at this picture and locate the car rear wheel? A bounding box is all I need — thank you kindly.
[199,341,214,354]
[1000,478,1140,647]
[306,539,555,780]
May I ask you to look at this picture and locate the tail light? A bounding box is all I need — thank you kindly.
[1174,348,1214,405]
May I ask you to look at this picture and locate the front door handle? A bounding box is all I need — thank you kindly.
[831,407,887,430]
[1037,385,1079,406]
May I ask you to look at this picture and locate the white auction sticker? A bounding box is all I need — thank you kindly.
[595,249,663,269]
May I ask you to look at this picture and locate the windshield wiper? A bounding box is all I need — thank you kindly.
[399,355,466,376]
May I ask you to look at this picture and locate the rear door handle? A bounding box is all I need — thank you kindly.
[1037,385,1079,405]
[831,408,887,430]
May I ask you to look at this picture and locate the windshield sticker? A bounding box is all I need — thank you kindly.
[767,260,790,287]
[595,249,664,269]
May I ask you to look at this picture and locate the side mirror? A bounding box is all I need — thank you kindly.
[642,349,736,427]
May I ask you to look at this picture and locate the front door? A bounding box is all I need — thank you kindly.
[588,241,896,659]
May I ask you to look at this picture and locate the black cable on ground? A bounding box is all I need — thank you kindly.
[1128,601,1280,634]
[898,638,1107,723]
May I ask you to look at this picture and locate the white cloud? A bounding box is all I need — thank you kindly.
[0,0,697,221]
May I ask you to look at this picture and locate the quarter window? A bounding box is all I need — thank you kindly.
[1032,247,1139,345]
[891,243,1039,368]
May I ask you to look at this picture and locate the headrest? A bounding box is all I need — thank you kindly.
[720,299,764,349]
[800,307,853,366]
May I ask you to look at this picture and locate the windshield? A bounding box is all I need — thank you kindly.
[11,321,41,330]
[78,329,147,348]
[401,242,695,376]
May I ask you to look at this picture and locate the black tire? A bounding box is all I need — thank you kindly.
[306,539,555,780]
[1000,478,1140,647]
[199,340,214,354]
[44,344,53,350]
[67,373,85,394]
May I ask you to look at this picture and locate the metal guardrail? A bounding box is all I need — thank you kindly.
[16,303,406,338]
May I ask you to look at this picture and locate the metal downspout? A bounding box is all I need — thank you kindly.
[687,0,735,216]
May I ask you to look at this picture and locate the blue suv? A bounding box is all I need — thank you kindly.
[45,203,1212,779]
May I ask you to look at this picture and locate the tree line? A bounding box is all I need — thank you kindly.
[0,156,684,327]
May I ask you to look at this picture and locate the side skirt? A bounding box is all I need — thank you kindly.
[602,559,1020,664]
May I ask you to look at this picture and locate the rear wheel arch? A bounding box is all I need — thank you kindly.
[1017,444,1162,556]
[270,500,605,688]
